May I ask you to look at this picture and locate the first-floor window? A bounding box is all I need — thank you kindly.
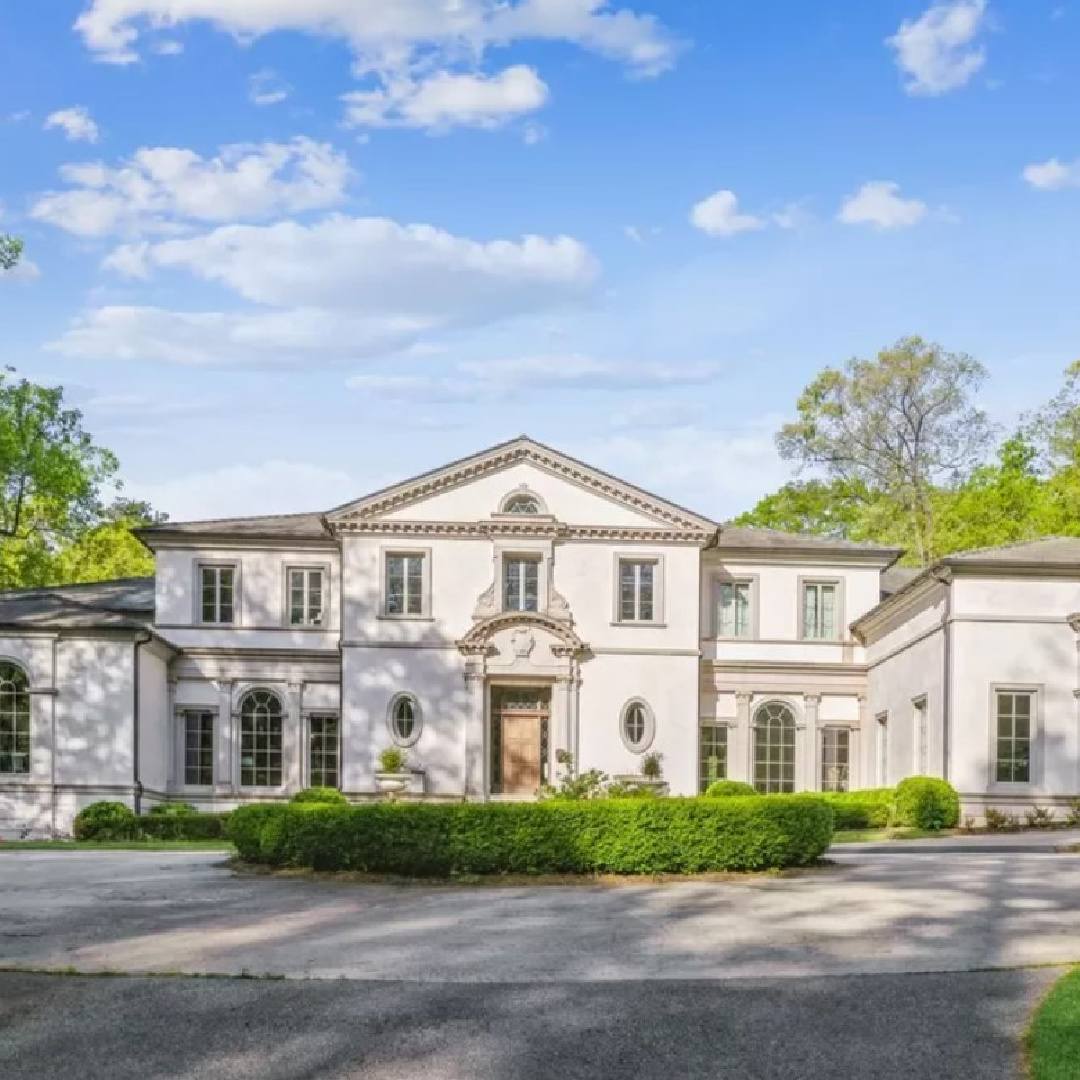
[503,556,540,612]
[619,559,657,622]
[308,714,339,789]
[699,724,728,792]
[620,699,654,753]
[240,690,283,787]
[183,710,214,786]
[820,728,850,792]
[753,701,796,793]
[389,693,422,747]
[995,690,1034,784]
[0,661,30,775]
[385,553,425,616]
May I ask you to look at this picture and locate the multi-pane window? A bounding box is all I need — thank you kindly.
[503,494,540,514]
[240,690,283,787]
[802,581,838,639]
[389,694,421,747]
[288,568,325,627]
[183,711,214,786]
[0,661,30,775]
[619,560,656,622]
[716,581,751,637]
[699,724,729,793]
[995,690,1034,783]
[385,554,425,616]
[621,700,652,752]
[200,564,236,625]
[503,556,540,612]
[820,728,850,792]
[753,701,796,793]
[308,714,340,789]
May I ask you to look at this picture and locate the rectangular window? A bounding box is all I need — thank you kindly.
[995,690,1034,784]
[200,564,236,625]
[288,567,325,627]
[619,559,656,623]
[699,724,729,793]
[876,712,889,787]
[914,696,928,774]
[716,580,752,637]
[802,581,838,639]
[385,554,425,616]
[503,556,540,612]
[821,728,851,792]
[308,714,340,789]
[183,711,214,786]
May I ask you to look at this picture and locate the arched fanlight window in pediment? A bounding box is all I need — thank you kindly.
[498,487,548,516]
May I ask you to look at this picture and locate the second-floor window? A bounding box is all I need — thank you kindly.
[802,581,839,639]
[200,564,236,625]
[288,567,325,627]
[503,556,540,612]
[716,580,752,637]
[386,553,425,616]
[619,559,657,622]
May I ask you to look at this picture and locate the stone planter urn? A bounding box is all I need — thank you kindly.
[374,772,411,796]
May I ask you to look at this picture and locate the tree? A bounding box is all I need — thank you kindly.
[51,499,166,584]
[733,479,870,539]
[776,336,995,563]
[1021,358,1080,470]
[0,235,22,271]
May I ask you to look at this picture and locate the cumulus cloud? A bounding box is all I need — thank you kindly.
[343,65,548,132]
[30,137,352,237]
[887,0,989,96]
[1023,157,1080,190]
[837,181,929,229]
[44,105,100,142]
[249,69,291,106]
[689,190,765,237]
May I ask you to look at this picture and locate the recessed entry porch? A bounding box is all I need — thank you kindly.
[488,684,553,797]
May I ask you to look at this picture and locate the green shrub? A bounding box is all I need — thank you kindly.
[74,801,137,841]
[291,787,348,805]
[820,788,895,830]
[379,747,406,773]
[894,777,960,830]
[148,801,198,816]
[704,780,757,798]
[138,811,231,841]
[229,796,834,876]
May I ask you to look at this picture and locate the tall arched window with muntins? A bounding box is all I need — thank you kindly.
[753,701,796,793]
[0,661,30,776]
[240,689,283,787]
[388,693,422,747]
[620,698,655,753]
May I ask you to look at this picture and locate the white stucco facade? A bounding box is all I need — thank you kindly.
[2,437,1080,836]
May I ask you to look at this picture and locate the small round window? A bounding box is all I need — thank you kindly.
[620,699,655,753]
[388,693,422,747]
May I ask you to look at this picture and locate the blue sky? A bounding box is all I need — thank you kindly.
[1,0,1079,521]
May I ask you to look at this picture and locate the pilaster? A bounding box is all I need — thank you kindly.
[286,682,303,791]
[214,679,234,794]
[735,691,752,783]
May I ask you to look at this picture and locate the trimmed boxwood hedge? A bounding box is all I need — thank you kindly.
[228,796,834,876]
[704,780,757,798]
[819,788,895,830]
[73,800,231,842]
[894,776,960,830]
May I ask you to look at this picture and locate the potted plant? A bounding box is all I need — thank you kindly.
[375,747,411,796]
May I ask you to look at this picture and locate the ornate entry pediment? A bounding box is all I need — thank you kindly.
[457,612,590,661]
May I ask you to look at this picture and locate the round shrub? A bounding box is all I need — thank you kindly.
[894,777,960,830]
[705,780,757,798]
[148,801,198,816]
[291,787,348,805]
[73,800,137,841]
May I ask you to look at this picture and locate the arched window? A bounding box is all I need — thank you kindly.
[753,701,796,793]
[620,698,655,753]
[388,693,422,747]
[499,488,546,515]
[0,661,30,776]
[239,689,283,787]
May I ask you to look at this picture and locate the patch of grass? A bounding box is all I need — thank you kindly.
[0,841,234,852]
[831,828,953,844]
[1025,966,1080,1079]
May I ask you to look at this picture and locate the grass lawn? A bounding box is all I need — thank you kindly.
[0,841,233,852]
[1026,967,1080,1080]
[831,828,953,844]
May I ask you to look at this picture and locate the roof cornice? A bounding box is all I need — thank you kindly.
[333,519,711,543]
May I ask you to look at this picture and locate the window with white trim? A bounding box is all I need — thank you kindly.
[200,564,236,625]
[753,701,796,793]
[389,693,422,747]
[618,559,657,623]
[385,553,425,617]
[503,494,541,514]
[716,580,752,637]
[802,581,838,639]
[995,690,1034,784]
[240,690,283,787]
[308,714,340,789]
[0,661,30,776]
[288,567,325,627]
[183,710,214,786]
[620,699,655,753]
[699,724,728,793]
[820,728,850,792]
[503,556,540,612]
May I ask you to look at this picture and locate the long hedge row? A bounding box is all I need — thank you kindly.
[228,796,834,876]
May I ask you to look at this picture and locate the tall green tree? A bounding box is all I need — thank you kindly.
[51,499,165,584]
[0,235,22,271]
[734,479,870,539]
[776,336,995,564]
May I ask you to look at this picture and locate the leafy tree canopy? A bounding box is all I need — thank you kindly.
[0,235,22,271]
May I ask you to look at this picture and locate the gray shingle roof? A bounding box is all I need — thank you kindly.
[942,536,1080,566]
[0,577,154,630]
[715,525,903,560]
[137,512,330,543]
[881,566,922,597]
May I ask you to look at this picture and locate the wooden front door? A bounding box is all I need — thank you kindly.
[500,710,543,794]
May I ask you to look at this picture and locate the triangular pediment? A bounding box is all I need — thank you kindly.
[326,436,716,532]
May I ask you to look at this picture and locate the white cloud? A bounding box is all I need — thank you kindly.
[344,65,548,132]
[1023,157,1080,190]
[249,69,291,106]
[151,40,184,55]
[30,137,352,237]
[887,0,989,96]
[44,105,100,142]
[689,190,765,237]
[837,181,928,229]
[0,259,41,283]
[75,0,678,76]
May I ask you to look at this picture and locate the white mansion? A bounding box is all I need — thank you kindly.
[1,436,1079,836]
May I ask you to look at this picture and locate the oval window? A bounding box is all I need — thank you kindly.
[388,693,422,747]
[620,699,655,753]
